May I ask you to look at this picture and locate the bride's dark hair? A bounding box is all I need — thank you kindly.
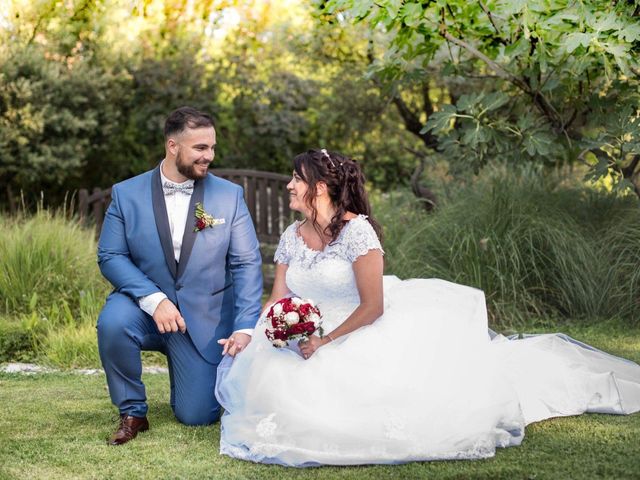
[293,149,382,244]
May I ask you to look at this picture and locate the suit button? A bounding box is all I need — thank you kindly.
[175,284,183,291]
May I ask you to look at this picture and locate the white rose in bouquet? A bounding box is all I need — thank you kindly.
[284,311,300,326]
[308,312,321,325]
[273,303,283,316]
[291,297,303,306]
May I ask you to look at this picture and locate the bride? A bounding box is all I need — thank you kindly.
[215,149,640,466]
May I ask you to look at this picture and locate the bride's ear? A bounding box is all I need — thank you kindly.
[315,181,328,197]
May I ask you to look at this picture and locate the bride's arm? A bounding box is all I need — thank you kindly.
[261,263,292,316]
[324,249,384,340]
[299,249,383,358]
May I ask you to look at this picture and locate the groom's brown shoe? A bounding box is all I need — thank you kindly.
[108,414,149,445]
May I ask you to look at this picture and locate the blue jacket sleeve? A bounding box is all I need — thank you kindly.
[97,185,162,301]
[227,187,263,331]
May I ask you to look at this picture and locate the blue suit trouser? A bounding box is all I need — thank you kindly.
[97,292,220,425]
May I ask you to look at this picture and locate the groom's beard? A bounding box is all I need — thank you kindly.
[176,150,210,180]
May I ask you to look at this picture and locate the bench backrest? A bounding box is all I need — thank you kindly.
[77,169,294,244]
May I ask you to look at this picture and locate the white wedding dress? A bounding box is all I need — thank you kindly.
[215,215,640,466]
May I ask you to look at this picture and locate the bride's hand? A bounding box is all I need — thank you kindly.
[218,332,251,357]
[299,335,327,360]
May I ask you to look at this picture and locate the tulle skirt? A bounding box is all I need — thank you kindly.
[215,278,640,466]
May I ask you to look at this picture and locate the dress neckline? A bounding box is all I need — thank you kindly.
[294,214,368,254]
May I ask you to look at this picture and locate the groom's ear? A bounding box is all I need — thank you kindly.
[166,137,179,156]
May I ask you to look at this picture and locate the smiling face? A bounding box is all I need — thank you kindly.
[286,170,311,214]
[169,126,216,181]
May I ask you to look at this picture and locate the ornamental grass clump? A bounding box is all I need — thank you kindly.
[0,209,108,317]
[0,208,110,366]
[377,168,640,327]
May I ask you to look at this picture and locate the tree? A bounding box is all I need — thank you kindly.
[324,0,640,198]
[0,0,431,208]
[0,47,128,207]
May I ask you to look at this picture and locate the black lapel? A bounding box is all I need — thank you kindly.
[177,177,205,279]
[151,166,178,278]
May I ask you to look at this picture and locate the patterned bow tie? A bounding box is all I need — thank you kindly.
[163,181,194,196]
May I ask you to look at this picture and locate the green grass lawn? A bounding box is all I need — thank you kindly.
[1,323,639,480]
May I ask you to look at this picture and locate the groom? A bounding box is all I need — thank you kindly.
[97,106,262,445]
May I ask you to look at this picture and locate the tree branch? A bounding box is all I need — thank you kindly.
[621,154,640,180]
[405,147,437,211]
[27,14,45,46]
[392,93,439,149]
[366,40,439,149]
[422,81,434,117]
[440,29,565,131]
[478,0,505,43]
[441,30,528,90]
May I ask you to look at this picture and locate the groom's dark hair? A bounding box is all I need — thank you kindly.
[164,106,215,139]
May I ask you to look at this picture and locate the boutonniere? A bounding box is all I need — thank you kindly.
[193,202,225,232]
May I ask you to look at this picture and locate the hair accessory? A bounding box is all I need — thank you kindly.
[320,148,340,169]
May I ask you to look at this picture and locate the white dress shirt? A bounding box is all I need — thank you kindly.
[138,161,252,336]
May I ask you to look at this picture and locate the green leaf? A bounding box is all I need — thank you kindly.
[619,23,640,43]
[481,92,510,113]
[29,293,38,312]
[385,0,403,19]
[563,32,591,53]
[501,0,527,16]
[602,42,628,59]
[422,105,457,134]
[592,12,621,32]
[457,93,481,113]
[351,0,375,19]
[523,131,554,157]
[461,124,489,148]
[503,36,529,61]
[402,3,423,28]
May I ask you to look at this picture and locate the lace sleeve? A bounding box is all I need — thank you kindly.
[340,216,384,263]
[273,223,297,264]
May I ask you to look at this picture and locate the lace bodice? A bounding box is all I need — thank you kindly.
[274,215,383,330]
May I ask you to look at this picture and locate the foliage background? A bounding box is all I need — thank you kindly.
[0,0,424,207]
[1,0,638,206]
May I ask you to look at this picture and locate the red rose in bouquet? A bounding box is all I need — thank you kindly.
[265,297,323,348]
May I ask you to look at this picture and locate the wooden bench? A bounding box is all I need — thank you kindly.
[78,169,294,290]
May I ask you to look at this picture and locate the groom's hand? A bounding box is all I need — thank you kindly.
[152,299,187,334]
[218,333,251,357]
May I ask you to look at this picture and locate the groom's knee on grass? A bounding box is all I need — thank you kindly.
[173,406,220,426]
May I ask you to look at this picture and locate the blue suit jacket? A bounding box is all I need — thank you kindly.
[97,165,263,364]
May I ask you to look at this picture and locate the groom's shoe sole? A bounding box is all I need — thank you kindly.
[108,415,149,446]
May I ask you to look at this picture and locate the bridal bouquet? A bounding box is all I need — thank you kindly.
[265,297,323,348]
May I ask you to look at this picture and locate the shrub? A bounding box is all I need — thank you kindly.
[0,318,36,363]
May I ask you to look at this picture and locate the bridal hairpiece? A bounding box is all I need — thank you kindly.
[320,148,342,169]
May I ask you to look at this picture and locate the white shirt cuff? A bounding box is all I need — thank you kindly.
[138,292,168,317]
[139,294,254,337]
[234,328,253,337]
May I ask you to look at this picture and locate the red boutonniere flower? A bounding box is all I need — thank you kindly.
[193,202,225,232]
